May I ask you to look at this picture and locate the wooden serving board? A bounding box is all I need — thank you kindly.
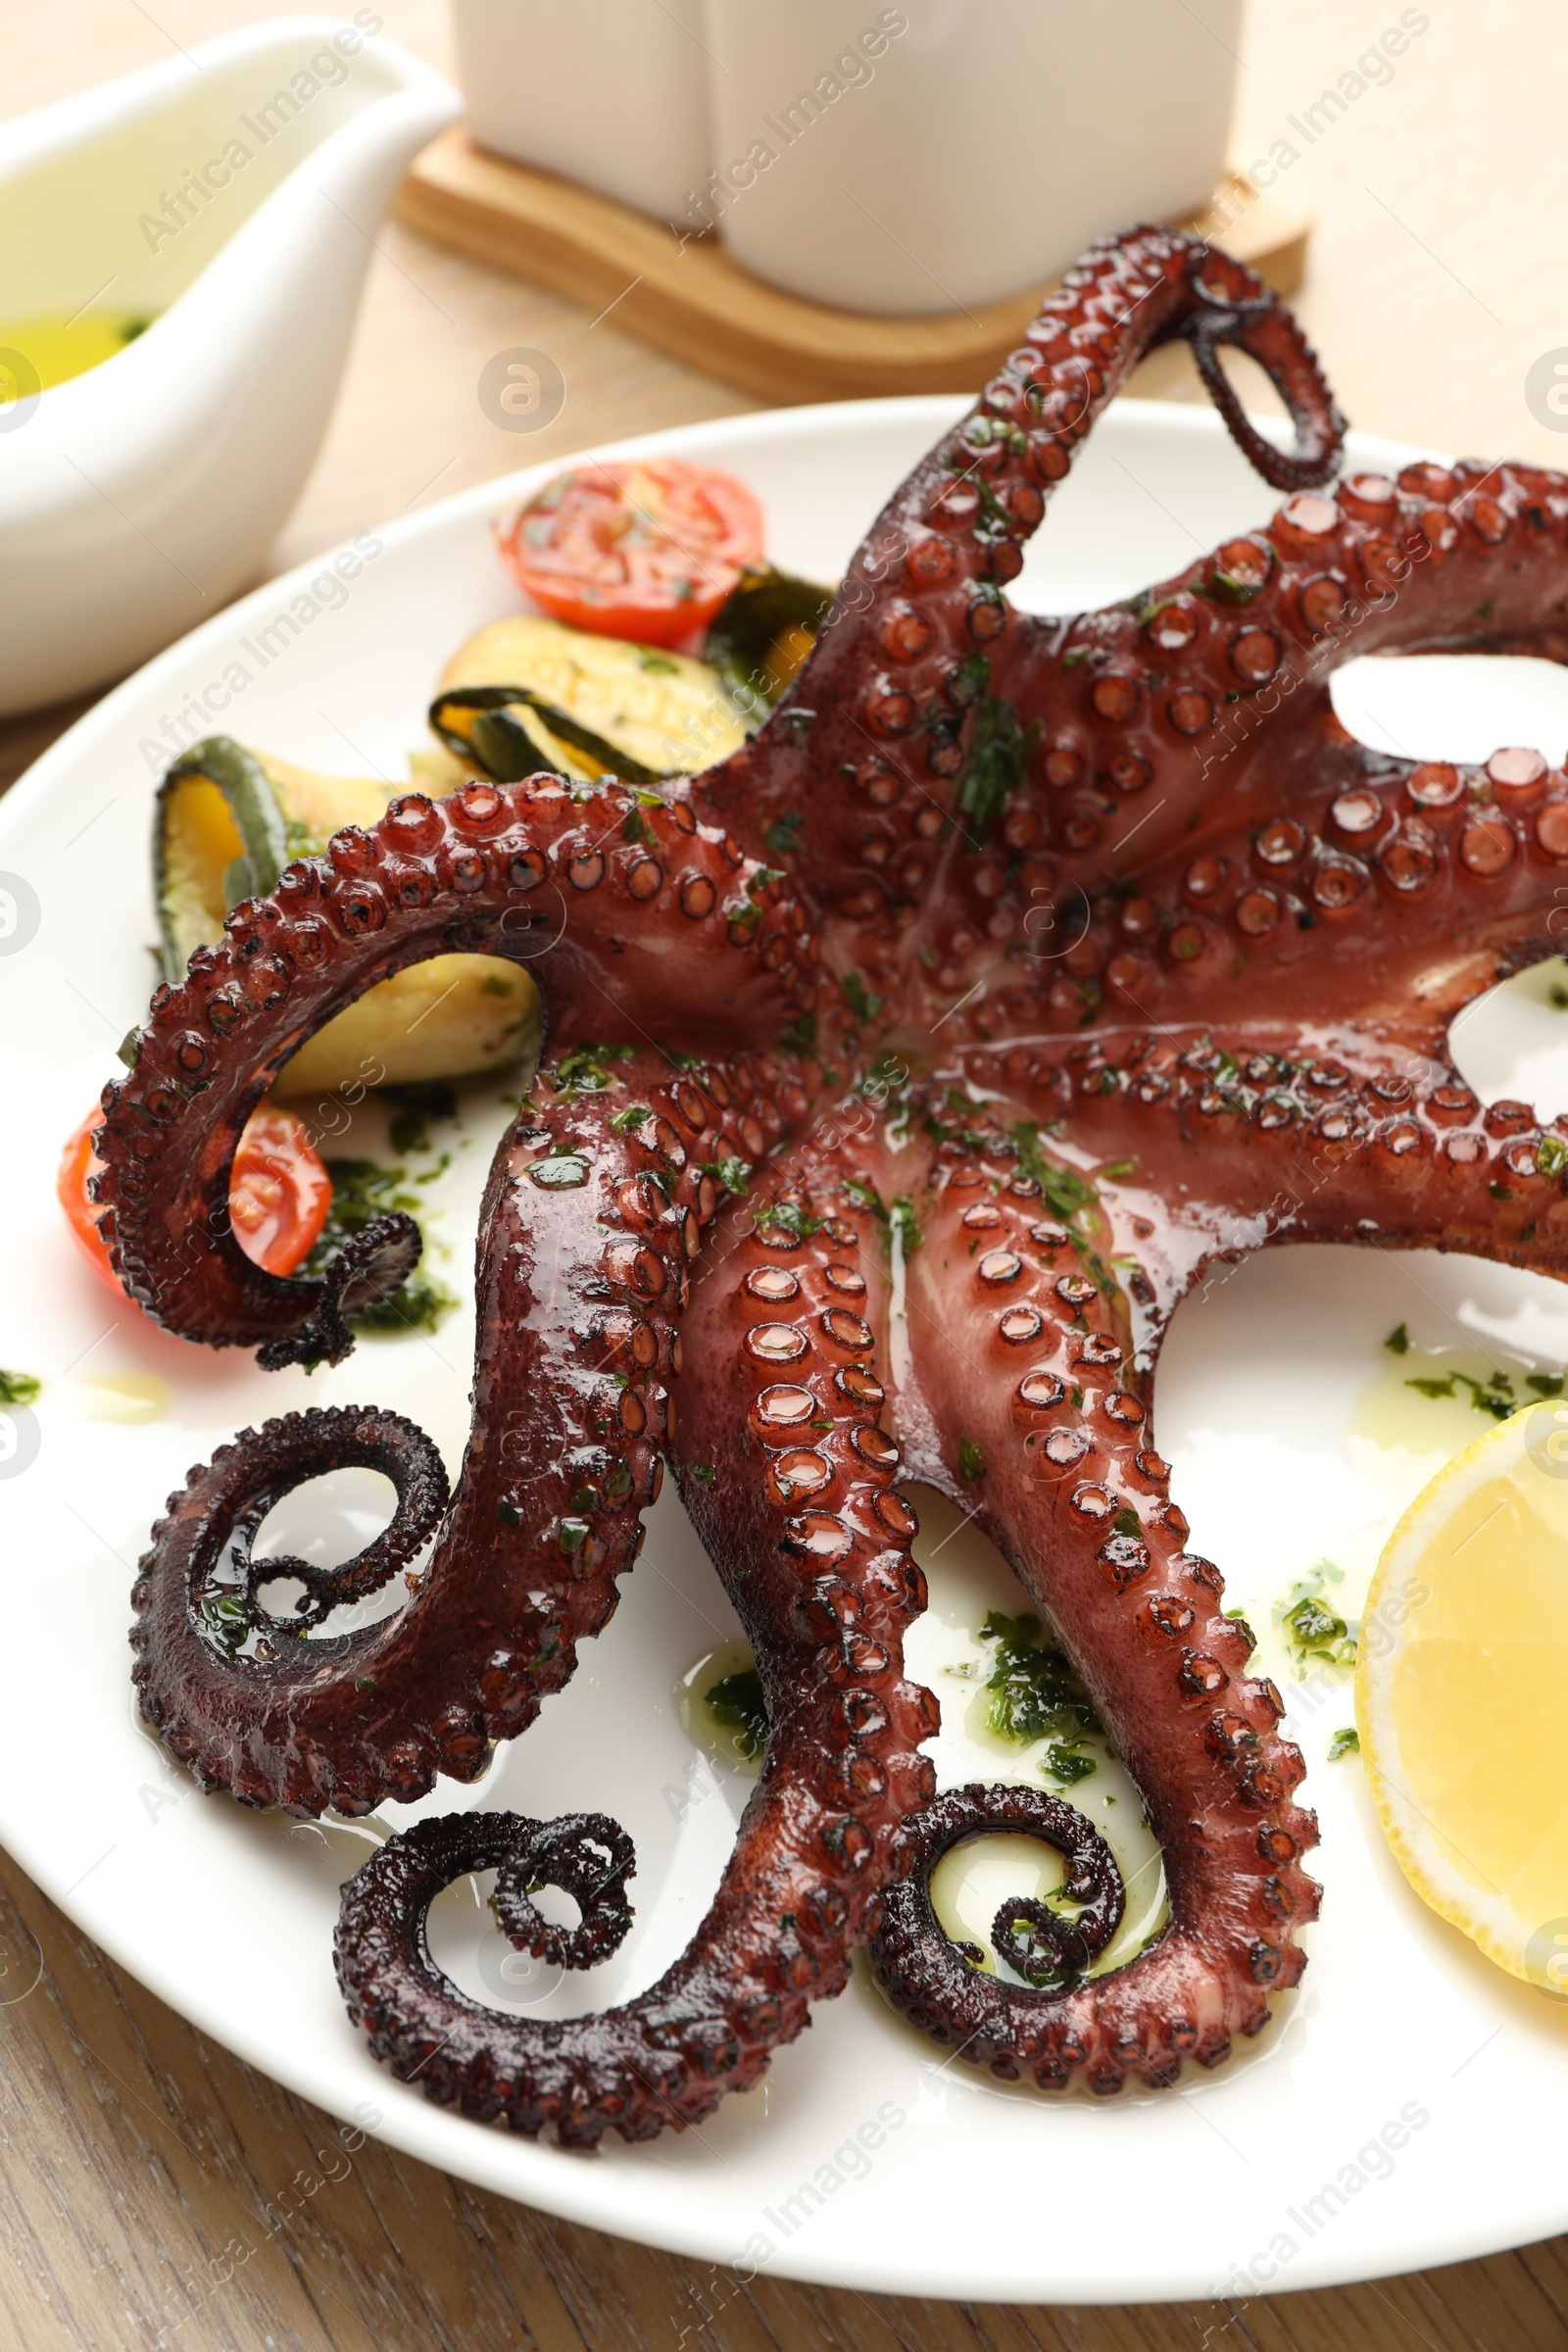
[398,127,1312,407]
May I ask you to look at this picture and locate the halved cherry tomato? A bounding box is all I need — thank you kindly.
[498,459,765,647]
[59,1102,333,1295]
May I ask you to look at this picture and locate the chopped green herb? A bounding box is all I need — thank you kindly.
[1010,1121,1101,1232]
[385,1081,458,1157]
[978,1611,1101,1750]
[608,1102,652,1135]
[197,1589,255,1656]
[552,1041,636,1098]
[949,651,991,706]
[1404,1367,1517,1421]
[637,651,678,674]
[705,1667,769,1761]
[1009,1123,1116,1298]
[1276,1563,1356,1670]
[764,809,805,858]
[307,1158,457,1338]
[841,971,885,1027]
[0,1370,40,1408]
[956,692,1031,840]
[687,1463,716,1485]
[1539,1135,1568,1178]
[958,1435,986,1483]
[752,1200,824,1242]
[1043,1745,1098,1786]
[526,1152,589,1190]
[778,1010,817,1057]
[1385,1322,1411,1355]
[702,1156,753,1197]
[890,1194,921,1253]
[1282,1592,1356,1665]
[1327,1726,1360,1761]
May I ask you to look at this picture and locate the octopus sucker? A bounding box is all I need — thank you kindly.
[92,220,1568,2132]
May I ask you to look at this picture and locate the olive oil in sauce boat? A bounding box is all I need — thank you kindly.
[0,14,457,715]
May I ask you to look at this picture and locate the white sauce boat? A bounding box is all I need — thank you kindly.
[0,15,457,715]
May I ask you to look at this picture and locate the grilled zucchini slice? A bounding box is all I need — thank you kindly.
[154,735,538,1097]
[435,613,747,781]
[703,566,833,725]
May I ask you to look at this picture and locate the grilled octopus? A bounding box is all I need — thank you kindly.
[92,226,1568,2140]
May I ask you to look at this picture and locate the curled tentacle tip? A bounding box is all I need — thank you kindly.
[255,1211,421,1371]
[991,1896,1093,1988]
[493,1813,637,1971]
[869,1784,1128,2075]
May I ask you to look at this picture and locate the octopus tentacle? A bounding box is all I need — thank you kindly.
[710,226,1343,932]
[1025,456,1568,875]
[224,1406,450,1635]
[492,1812,637,1969]
[1171,269,1344,492]
[334,1152,936,2143]
[1058,726,1568,1051]
[872,1783,1125,2023]
[882,1110,1316,2091]
[92,775,812,1359]
[132,1048,809,1815]
[962,1036,1568,1343]
[845,453,1568,1051]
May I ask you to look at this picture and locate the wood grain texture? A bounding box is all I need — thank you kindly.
[4,3,1568,2343]
[4,1832,1568,2352]
[394,136,1309,404]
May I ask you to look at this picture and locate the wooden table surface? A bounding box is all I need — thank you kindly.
[7,4,1568,2345]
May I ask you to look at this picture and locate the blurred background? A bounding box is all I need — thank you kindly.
[5,0,1567,789]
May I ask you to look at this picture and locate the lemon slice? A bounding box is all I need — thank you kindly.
[1356,1397,1568,1989]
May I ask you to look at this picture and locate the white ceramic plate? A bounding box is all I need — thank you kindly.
[4,397,1568,2307]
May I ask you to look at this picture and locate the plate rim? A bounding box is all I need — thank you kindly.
[14,393,1550,2309]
